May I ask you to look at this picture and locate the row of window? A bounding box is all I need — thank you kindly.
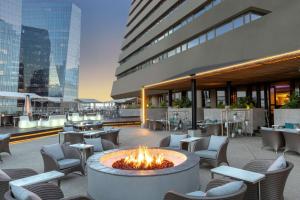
[123,0,186,50]
[120,0,222,64]
[127,0,151,27]
[117,12,263,79]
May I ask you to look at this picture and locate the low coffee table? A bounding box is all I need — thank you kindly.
[180,137,202,152]
[211,166,265,200]
[10,171,64,187]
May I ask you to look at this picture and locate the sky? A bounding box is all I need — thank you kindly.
[65,0,131,101]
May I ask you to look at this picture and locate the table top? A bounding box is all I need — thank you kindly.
[81,130,105,136]
[261,127,300,134]
[180,137,202,143]
[211,166,265,184]
[70,143,94,149]
[10,171,64,187]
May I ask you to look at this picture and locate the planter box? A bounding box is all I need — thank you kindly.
[274,109,300,126]
[168,108,204,124]
[204,108,265,134]
[119,109,140,117]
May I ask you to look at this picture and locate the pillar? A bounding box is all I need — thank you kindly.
[141,88,148,126]
[225,81,232,106]
[168,90,173,107]
[264,83,269,110]
[290,79,296,96]
[210,89,217,108]
[196,90,202,108]
[191,79,197,130]
[256,84,261,108]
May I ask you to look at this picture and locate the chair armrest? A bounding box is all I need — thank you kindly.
[101,139,115,151]
[216,139,229,159]
[193,137,210,152]
[243,159,273,173]
[61,195,92,200]
[62,144,81,159]
[25,183,64,199]
[159,136,170,147]
[164,191,204,200]
[40,150,60,172]
[205,179,231,191]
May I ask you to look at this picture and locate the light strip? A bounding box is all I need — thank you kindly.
[141,87,146,124]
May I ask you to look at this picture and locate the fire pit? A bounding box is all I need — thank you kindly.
[87,147,200,200]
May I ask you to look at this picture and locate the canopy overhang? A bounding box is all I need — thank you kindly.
[144,49,300,91]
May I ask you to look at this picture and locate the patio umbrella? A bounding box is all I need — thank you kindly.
[24,95,32,116]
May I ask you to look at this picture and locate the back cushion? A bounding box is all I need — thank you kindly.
[206,181,243,197]
[169,134,187,147]
[208,136,227,151]
[267,156,287,172]
[42,144,64,160]
[84,138,103,152]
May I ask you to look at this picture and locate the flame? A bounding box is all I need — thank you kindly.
[124,146,164,169]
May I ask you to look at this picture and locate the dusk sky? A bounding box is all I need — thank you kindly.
[62,0,131,101]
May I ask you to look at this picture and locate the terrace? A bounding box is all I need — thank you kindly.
[1,126,299,199]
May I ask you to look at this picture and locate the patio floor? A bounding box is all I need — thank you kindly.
[1,127,299,199]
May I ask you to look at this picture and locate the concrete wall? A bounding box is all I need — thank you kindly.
[119,109,141,117]
[147,108,168,120]
[112,0,300,98]
[274,109,300,126]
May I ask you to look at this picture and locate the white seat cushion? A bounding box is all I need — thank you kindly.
[84,138,103,152]
[58,159,81,169]
[206,181,243,197]
[267,155,287,172]
[42,144,65,161]
[186,190,206,197]
[169,134,187,148]
[208,136,227,151]
[194,150,217,159]
[11,185,41,200]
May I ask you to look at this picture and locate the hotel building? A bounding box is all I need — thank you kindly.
[112,0,300,125]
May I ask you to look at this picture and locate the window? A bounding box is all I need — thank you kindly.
[233,16,244,29]
[244,13,250,24]
[216,22,232,37]
[207,30,215,40]
[199,34,206,44]
[250,13,262,21]
[188,38,199,49]
[167,49,176,57]
[181,43,187,52]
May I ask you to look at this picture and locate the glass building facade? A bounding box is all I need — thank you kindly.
[22,0,81,100]
[0,0,22,113]
[19,26,51,96]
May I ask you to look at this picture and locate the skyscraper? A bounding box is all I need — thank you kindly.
[0,0,22,113]
[19,26,51,96]
[22,0,81,100]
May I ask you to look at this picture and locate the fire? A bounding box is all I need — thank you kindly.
[112,146,174,170]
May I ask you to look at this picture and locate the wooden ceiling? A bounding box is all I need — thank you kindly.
[145,50,300,91]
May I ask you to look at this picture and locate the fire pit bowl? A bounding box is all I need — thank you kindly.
[87,148,200,200]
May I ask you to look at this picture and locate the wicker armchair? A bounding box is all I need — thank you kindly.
[4,183,91,200]
[282,131,300,154]
[243,159,293,200]
[63,132,84,144]
[41,144,84,176]
[164,179,247,200]
[261,129,285,153]
[0,134,11,161]
[100,130,120,145]
[159,136,171,148]
[0,168,38,199]
[193,136,229,167]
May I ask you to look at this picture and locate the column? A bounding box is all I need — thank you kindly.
[290,79,296,96]
[210,89,217,108]
[168,90,173,107]
[196,90,202,108]
[191,79,197,130]
[256,84,261,108]
[141,88,148,126]
[225,81,232,106]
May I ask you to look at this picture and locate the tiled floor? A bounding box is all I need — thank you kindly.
[1,127,299,199]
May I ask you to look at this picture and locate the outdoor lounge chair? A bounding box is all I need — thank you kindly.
[4,183,91,200]
[282,131,300,154]
[164,179,247,200]
[100,128,120,145]
[242,159,293,200]
[0,134,11,161]
[260,129,285,153]
[0,168,38,199]
[84,138,115,157]
[41,143,84,176]
[193,136,229,167]
[63,132,84,144]
[159,134,188,150]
